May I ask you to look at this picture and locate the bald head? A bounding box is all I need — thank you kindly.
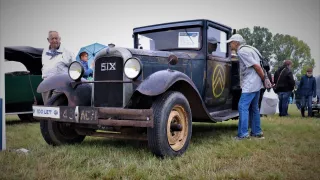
[48,30,59,37]
[47,31,61,50]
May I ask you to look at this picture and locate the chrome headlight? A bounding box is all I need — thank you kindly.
[68,61,84,81]
[124,58,142,79]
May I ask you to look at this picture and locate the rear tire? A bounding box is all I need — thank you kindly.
[40,95,85,146]
[147,91,192,157]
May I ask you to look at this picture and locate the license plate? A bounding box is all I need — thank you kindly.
[33,106,60,119]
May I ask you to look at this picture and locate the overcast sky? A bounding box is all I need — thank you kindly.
[0,0,319,74]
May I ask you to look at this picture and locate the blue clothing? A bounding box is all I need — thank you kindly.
[80,60,93,78]
[301,95,313,117]
[80,60,89,70]
[238,91,262,138]
[45,50,63,59]
[278,92,291,116]
[299,75,317,97]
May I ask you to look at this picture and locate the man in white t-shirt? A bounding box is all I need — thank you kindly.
[227,34,272,140]
[41,31,75,104]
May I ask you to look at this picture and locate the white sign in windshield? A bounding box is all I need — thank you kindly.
[138,35,155,50]
[178,32,199,48]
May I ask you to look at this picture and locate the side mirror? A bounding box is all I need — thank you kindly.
[168,55,178,65]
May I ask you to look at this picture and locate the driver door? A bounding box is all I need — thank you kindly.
[204,26,232,108]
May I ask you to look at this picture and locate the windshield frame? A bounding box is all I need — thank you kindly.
[134,25,203,51]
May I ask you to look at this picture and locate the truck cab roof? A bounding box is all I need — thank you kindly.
[133,19,232,34]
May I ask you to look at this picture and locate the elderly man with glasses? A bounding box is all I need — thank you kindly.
[41,31,75,104]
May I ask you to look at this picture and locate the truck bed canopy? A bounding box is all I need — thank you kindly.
[5,46,43,75]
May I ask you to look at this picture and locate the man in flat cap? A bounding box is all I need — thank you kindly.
[298,68,317,117]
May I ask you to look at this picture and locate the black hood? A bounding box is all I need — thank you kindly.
[5,46,43,75]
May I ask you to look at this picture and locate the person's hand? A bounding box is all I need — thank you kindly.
[90,61,95,69]
[263,78,272,89]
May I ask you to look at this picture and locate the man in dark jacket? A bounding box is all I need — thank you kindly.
[298,68,317,117]
[274,60,295,116]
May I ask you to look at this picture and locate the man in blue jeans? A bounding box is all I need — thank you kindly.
[273,60,295,116]
[227,34,272,140]
[299,68,317,117]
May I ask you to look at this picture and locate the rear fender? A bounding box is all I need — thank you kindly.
[37,74,92,106]
[133,70,212,121]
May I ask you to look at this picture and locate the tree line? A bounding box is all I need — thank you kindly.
[237,27,315,80]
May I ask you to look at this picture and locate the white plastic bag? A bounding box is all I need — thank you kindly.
[312,95,318,103]
[260,89,279,115]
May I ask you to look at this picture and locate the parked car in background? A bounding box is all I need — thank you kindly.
[312,75,320,117]
[5,46,44,121]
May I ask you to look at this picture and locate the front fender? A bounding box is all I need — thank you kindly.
[135,70,213,121]
[37,74,92,106]
[136,70,198,96]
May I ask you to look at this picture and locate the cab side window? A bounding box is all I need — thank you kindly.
[207,27,227,58]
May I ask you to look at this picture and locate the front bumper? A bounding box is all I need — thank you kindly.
[32,105,154,128]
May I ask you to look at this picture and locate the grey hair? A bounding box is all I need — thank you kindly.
[48,31,59,38]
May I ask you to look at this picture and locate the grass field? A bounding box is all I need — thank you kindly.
[1,105,320,180]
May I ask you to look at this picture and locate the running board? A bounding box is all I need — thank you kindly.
[209,109,239,122]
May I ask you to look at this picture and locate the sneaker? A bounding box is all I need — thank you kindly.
[250,132,265,139]
[234,135,250,140]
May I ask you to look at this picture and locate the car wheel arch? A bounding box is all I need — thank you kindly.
[130,78,212,121]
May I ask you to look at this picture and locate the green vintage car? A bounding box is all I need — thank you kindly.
[5,46,44,121]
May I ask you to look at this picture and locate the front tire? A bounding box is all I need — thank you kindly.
[148,91,192,157]
[40,95,85,146]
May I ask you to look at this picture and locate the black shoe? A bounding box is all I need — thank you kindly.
[234,135,250,140]
[250,132,265,139]
[301,109,305,117]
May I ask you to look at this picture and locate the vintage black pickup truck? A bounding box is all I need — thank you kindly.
[33,19,242,157]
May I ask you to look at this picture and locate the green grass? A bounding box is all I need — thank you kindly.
[1,105,320,180]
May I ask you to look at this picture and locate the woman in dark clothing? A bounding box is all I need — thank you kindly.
[273,60,295,116]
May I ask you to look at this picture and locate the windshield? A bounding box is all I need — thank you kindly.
[137,27,202,51]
